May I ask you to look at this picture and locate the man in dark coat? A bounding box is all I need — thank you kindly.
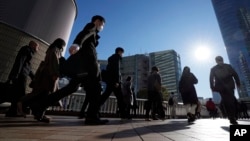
[6,41,39,117]
[31,15,108,125]
[145,66,165,121]
[210,56,240,125]
[99,47,125,119]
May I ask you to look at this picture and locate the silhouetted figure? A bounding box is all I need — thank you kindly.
[168,92,177,119]
[30,15,108,125]
[239,101,249,119]
[17,38,65,122]
[99,47,126,119]
[179,66,198,123]
[206,98,217,119]
[210,56,240,125]
[5,41,39,117]
[145,66,165,121]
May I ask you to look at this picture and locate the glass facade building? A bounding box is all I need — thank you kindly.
[212,0,250,98]
[120,54,149,94]
[149,50,182,97]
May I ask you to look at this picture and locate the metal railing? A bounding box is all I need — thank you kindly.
[47,92,210,118]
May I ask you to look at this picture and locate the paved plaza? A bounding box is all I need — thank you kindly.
[0,114,250,141]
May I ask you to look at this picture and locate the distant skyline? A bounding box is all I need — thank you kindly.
[65,0,232,99]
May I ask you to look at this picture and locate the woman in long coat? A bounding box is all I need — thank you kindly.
[17,38,65,121]
[179,66,198,123]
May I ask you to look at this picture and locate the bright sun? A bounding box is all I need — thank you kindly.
[194,46,211,61]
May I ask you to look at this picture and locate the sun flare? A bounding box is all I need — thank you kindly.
[194,45,211,61]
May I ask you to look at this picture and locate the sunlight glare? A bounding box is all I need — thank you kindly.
[194,45,211,61]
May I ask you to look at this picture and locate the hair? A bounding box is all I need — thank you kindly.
[126,76,132,81]
[91,15,105,23]
[151,66,159,72]
[115,47,124,54]
[49,38,66,50]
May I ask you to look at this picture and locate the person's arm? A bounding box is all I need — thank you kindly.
[72,23,96,48]
[209,69,215,91]
[8,47,27,80]
[230,65,241,87]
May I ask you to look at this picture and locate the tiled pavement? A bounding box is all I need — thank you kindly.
[0,114,249,141]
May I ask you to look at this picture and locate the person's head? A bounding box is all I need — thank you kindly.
[151,66,159,73]
[91,15,105,32]
[209,98,212,101]
[115,47,124,57]
[183,66,190,73]
[126,76,132,81]
[215,56,224,64]
[171,92,174,95]
[29,41,39,52]
[50,38,66,51]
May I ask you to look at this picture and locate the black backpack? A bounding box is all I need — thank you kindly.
[168,97,174,106]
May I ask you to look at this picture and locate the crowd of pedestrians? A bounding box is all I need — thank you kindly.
[0,15,248,126]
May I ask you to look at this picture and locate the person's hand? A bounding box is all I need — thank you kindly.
[114,83,119,88]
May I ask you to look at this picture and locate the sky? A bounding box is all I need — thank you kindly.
[65,0,231,99]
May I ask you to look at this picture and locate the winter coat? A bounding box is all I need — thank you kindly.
[105,53,122,84]
[179,72,198,105]
[30,47,62,93]
[147,72,162,92]
[8,45,35,80]
[64,23,101,80]
[210,63,240,92]
[122,81,133,105]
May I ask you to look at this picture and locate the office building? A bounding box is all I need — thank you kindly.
[211,0,250,97]
[149,50,182,96]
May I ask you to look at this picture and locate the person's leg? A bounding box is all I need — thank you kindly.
[78,94,90,119]
[99,83,113,106]
[83,77,107,125]
[145,100,152,121]
[113,85,125,118]
[219,89,238,124]
[30,77,81,119]
[6,75,27,117]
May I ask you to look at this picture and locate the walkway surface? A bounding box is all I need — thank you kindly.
[0,114,250,141]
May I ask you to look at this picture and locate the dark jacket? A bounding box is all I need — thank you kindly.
[106,53,122,84]
[8,45,35,80]
[66,23,100,79]
[179,72,198,104]
[210,63,240,91]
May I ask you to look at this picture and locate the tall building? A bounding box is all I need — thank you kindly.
[211,0,250,98]
[149,50,182,97]
[0,0,77,92]
[120,54,149,93]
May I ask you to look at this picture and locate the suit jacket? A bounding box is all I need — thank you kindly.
[210,63,240,91]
